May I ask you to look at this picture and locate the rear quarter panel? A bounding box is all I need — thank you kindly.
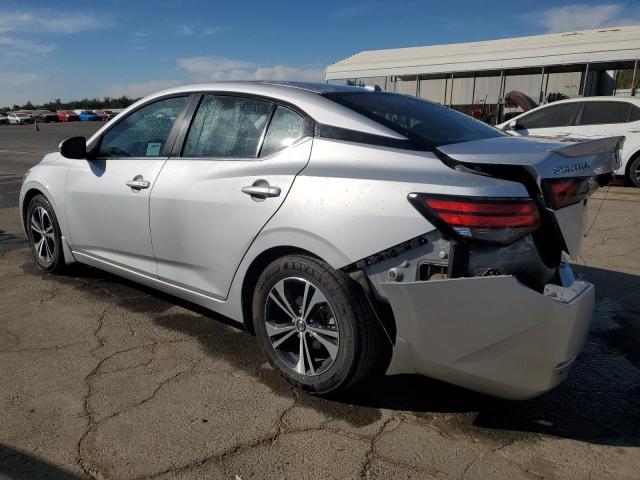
[243,138,530,269]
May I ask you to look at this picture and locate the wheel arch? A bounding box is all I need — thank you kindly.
[625,149,640,181]
[21,187,49,235]
[240,245,320,334]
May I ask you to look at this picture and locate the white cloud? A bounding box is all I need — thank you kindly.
[0,10,106,34]
[178,23,226,37]
[104,79,183,98]
[0,35,55,56]
[0,72,39,87]
[520,4,639,33]
[177,56,324,82]
[103,57,325,100]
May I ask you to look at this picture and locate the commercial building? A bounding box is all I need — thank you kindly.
[325,25,640,124]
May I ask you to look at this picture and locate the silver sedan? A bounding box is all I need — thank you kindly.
[19,82,622,399]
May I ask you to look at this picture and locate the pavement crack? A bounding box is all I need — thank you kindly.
[360,415,398,479]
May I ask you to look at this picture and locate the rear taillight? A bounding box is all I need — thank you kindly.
[409,194,540,245]
[544,178,589,209]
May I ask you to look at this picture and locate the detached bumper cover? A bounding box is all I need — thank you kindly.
[381,272,594,400]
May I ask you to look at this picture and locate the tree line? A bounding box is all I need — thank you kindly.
[2,95,140,112]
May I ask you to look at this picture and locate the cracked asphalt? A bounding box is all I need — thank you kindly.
[1,123,639,479]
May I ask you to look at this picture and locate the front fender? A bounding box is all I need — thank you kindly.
[19,158,71,242]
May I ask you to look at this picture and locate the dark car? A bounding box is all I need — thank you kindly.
[93,110,112,121]
[32,110,60,123]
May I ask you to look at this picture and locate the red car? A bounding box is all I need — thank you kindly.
[93,110,111,121]
[56,110,80,122]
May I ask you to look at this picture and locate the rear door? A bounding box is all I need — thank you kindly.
[66,95,188,274]
[511,102,580,138]
[150,94,312,299]
[571,101,632,139]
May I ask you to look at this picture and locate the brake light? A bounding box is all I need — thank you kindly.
[544,178,589,209]
[409,194,540,244]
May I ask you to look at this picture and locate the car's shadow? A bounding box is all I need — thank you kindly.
[24,260,640,447]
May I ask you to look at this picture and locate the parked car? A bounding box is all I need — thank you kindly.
[498,96,640,186]
[78,110,100,121]
[20,82,622,400]
[57,110,80,122]
[32,110,59,123]
[0,113,8,125]
[7,113,33,124]
[92,110,110,121]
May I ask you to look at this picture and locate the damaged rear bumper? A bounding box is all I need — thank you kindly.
[381,265,594,400]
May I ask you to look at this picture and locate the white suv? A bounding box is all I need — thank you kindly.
[498,97,640,186]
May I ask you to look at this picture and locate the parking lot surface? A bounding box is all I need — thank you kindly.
[1,123,639,479]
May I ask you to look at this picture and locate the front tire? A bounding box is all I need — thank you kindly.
[253,255,387,395]
[26,194,66,273]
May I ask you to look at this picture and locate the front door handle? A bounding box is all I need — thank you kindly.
[241,180,281,200]
[126,175,150,190]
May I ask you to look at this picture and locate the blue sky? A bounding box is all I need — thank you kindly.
[1,0,639,106]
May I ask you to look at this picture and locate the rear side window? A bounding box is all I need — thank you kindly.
[184,95,272,158]
[323,92,503,148]
[631,105,640,122]
[99,96,187,158]
[579,101,631,125]
[516,103,580,130]
[259,106,304,157]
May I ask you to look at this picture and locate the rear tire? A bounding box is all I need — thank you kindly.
[253,255,387,395]
[627,155,640,188]
[26,194,66,273]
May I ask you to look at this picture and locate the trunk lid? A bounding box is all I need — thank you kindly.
[437,135,624,256]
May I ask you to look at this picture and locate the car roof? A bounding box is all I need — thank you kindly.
[86,81,407,146]
[539,96,640,106]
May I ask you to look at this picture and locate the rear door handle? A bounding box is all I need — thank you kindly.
[126,175,150,190]
[241,181,281,199]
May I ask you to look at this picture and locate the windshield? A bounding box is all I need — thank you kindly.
[323,91,504,149]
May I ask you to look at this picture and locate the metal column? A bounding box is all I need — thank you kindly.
[579,63,590,96]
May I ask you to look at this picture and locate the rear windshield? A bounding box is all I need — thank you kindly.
[323,91,504,148]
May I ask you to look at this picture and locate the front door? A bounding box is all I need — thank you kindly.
[512,102,580,138]
[66,96,189,274]
[150,95,312,299]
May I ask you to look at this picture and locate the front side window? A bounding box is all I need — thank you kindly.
[183,95,272,158]
[98,96,187,158]
[260,106,304,157]
[323,91,504,148]
[516,103,580,130]
[579,102,631,125]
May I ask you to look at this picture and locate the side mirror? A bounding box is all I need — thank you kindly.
[59,136,87,159]
[507,120,517,131]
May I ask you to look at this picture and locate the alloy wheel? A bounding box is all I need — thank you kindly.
[264,277,339,376]
[30,206,55,263]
